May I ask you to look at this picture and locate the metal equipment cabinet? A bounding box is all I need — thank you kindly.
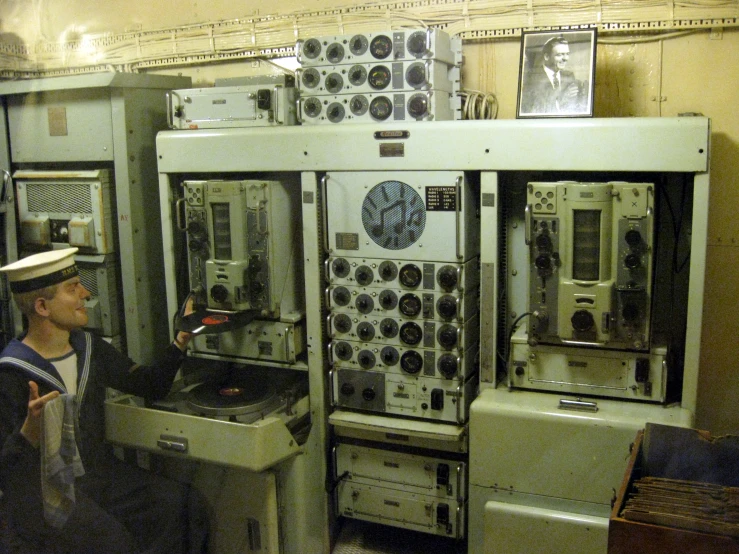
[0,72,191,362]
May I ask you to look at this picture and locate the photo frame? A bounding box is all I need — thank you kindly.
[516,28,597,118]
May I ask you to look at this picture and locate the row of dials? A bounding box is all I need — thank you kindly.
[299,31,438,65]
[302,91,445,123]
[329,257,462,291]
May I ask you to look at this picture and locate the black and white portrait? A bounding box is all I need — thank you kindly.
[517,29,597,118]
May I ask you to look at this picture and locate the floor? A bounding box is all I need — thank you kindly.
[332,519,466,554]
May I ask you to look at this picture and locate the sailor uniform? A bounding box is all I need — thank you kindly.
[0,330,207,553]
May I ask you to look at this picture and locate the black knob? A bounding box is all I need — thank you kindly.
[407,94,428,118]
[332,258,350,278]
[400,351,423,374]
[188,238,205,252]
[399,322,423,345]
[335,341,353,361]
[334,314,352,333]
[355,294,374,314]
[358,351,376,369]
[437,324,458,349]
[399,294,422,317]
[362,388,376,401]
[624,254,641,269]
[340,382,355,396]
[399,264,422,288]
[571,310,595,332]
[357,322,375,341]
[187,220,205,237]
[380,318,399,338]
[438,354,458,378]
[436,296,457,320]
[405,63,425,87]
[355,265,374,286]
[210,285,229,304]
[625,229,642,247]
[437,266,457,291]
[332,287,351,306]
[379,290,398,310]
[379,261,397,281]
[381,346,399,366]
[535,255,551,270]
[535,233,552,251]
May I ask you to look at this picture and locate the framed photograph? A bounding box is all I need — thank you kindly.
[516,28,597,118]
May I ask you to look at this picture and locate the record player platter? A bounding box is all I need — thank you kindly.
[186,373,279,417]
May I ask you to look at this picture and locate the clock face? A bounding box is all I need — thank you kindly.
[361,180,426,250]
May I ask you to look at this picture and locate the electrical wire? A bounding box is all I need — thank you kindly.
[459,89,499,120]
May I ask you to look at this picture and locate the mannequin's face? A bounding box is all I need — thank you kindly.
[41,277,91,330]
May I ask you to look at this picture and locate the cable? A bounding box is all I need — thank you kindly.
[459,89,498,120]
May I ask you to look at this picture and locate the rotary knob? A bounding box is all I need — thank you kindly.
[358,350,376,369]
[399,322,422,345]
[381,346,399,366]
[334,314,352,333]
[535,233,552,251]
[356,322,375,341]
[362,387,376,401]
[355,294,374,314]
[210,284,229,304]
[379,290,398,310]
[355,265,374,286]
[437,265,458,291]
[571,310,595,332]
[624,254,641,269]
[436,295,457,320]
[535,255,552,271]
[340,382,355,396]
[332,258,350,278]
[400,351,423,374]
[380,318,399,338]
[438,354,458,378]
[332,287,351,306]
[625,229,642,248]
[379,261,398,281]
[334,341,353,361]
[437,324,458,349]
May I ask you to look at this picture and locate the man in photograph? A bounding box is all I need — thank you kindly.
[520,35,587,115]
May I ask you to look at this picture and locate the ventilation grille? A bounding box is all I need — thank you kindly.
[26,182,93,214]
[78,266,99,297]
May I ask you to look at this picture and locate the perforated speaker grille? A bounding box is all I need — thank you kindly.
[361,180,426,251]
[78,266,99,296]
[26,182,93,213]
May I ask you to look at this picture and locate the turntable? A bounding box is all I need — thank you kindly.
[105,365,311,471]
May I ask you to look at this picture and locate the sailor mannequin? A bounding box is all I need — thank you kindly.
[0,248,208,553]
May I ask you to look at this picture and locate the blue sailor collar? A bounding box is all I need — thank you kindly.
[0,329,92,403]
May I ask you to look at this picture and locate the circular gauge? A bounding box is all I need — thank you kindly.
[368,65,391,90]
[302,38,322,60]
[407,93,429,120]
[369,96,393,121]
[350,95,369,116]
[379,261,398,281]
[400,264,423,288]
[349,34,369,56]
[370,35,392,59]
[334,341,354,361]
[405,62,427,89]
[399,293,422,317]
[406,31,428,58]
[400,351,423,374]
[301,68,320,89]
[326,42,345,64]
[355,294,374,314]
[380,346,399,366]
[380,318,399,338]
[378,290,398,310]
[357,350,376,369]
[332,257,350,278]
[355,265,374,286]
[326,102,345,123]
[361,181,426,250]
[325,73,344,94]
[399,322,423,346]
[331,286,351,307]
[303,97,322,118]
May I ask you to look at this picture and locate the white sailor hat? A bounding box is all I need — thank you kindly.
[0,248,79,294]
